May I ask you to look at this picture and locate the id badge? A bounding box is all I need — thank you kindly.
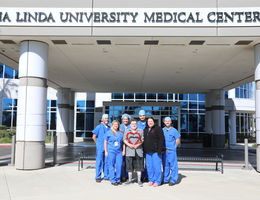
[114,141,119,146]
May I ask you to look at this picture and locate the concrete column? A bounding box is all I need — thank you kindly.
[15,41,48,170]
[211,89,225,148]
[69,91,75,143]
[254,44,260,172]
[229,111,237,145]
[56,88,71,145]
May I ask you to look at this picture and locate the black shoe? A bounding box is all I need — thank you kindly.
[117,182,122,185]
[111,183,118,186]
[169,182,175,186]
[96,179,102,183]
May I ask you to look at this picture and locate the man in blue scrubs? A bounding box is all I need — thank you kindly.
[162,117,181,186]
[92,114,110,182]
[120,113,131,132]
[137,110,147,130]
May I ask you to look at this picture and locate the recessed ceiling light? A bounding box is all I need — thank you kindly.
[51,40,67,45]
[97,40,111,45]
[0,40,16,44]
[235,40,253,45]
[189,40,205,45]
[144,40,159,45]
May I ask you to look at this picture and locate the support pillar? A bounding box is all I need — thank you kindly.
[57,88,71,145]
[254,44,260,172]
[211,89,225,148]
[68,91,75,143]
[204,92,213,147]
[15,41,48,170]
[229,111,237,145]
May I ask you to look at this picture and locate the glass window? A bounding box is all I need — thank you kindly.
[198,114,205,132]
[158,93,167,100]
[180,101,188,109]
[198,94,205,101]
[51,100,57,107]
[147,93,156,100]
[189,94,197,101]
[181,114,188,132]
[2,111,11,126]
[3,98,12,110]
[189,101,197,109]
[77,100,85,108]
[14,70,18,79]
[135,93,145,99]
[85,113,94,130]
[179,94,188,100]
[50,113,56,130]
[0,64,3,78]
[76,113,84,130]
[4,65,14,79]
[86,100,94,107]
[112,93,123,99]
[124,93,134,99]
[168,93,173,100]
[189,114,198,133]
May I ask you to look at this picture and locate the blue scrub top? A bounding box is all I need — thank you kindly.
[92,123,110,152]
[137,120,146,130]
[105,130,124,153]
[163,127,180,151]
[120,123,131,133]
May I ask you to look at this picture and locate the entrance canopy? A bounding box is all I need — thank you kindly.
[0,36,256,93]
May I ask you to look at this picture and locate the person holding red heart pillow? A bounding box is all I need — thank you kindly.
[123,119,144,187]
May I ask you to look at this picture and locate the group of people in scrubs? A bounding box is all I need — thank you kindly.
[92,110,181,187]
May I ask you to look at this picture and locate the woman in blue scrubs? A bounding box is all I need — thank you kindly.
[104,120,125,186]
[143,117,165,187]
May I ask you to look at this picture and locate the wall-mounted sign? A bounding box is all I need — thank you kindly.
[0,7,260,27]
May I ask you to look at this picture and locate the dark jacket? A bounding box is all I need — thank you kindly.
[143,125,165,154]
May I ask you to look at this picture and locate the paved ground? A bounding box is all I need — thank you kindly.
[0,166,260,200]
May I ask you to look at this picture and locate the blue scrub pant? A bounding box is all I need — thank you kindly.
[95,149,109,180]
[146,153,162,185]
[163,150,178,184]
[108,151,123,183]
[121,156,128,180]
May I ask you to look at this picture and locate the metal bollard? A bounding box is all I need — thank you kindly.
[53,133,57,166]
[10,135,16,166]
[244,138,249,170]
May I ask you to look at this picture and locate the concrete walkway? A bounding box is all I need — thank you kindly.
[1,166,260,200]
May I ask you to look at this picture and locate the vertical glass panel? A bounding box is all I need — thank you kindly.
[189,114,198,133]
[0,64,3,78]
[181,114,188,132]
[2,111,11,126]
[4,65,14,79]
[76,113,84,130]
[50,113,56,130]
[85,113,94,130]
